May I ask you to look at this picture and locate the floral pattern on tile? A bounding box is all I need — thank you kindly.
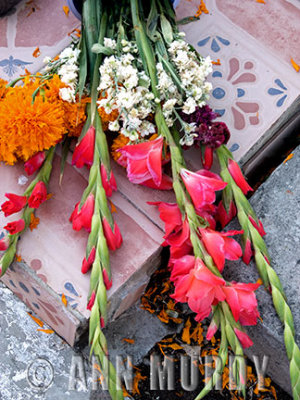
[267,79,288,107]
[0,55,32,77]
[211,57,260,131]
[197,35,230,53]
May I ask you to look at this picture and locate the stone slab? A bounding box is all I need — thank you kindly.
[223,145,300,395]
[0,282,91,400]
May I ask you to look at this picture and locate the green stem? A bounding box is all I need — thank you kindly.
[0,146,56,276]
[216,145,300,400]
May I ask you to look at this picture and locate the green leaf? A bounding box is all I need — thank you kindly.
[59,137,72,186]
[78,33,88,100]
[146,0,159,42]
[91,43,114,56]
[160,14,173,44]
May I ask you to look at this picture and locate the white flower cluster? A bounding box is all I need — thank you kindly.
[57,47,80,102]
[167,38,212,115]
[97,40,156,141]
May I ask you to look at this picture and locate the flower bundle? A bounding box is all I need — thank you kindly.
[0,1,299,400]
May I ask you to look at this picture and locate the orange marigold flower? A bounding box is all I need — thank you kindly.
[63,101,88,137]
[98,107,119,131]
[111,133,129,162]
[0,79,8,100]
[0,88,65,164]
[44,74,67,102]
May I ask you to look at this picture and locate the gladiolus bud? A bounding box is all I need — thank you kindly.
[72,126,95,168]
[70,194,94,232]
[81,247,96,274]
[242,238,253,265]
[0,236,9,251]
[102,269,112,290]
[102,218,122,251]
[234,328,253,348]
[201,146,214,170]
[28,181,47,209]
[1,193,27,217]
[4,219,25,234]
[24,152,46,175]
[249,215,266,236]
[206,319,218,341]
[228,159,253,195]
[87,291,96,311]
[100,164,117,197]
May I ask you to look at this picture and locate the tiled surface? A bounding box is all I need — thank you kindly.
[0,157,163,344]
[0,0,79,80]
[176,0,300,162]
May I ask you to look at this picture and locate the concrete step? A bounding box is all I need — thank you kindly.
[224,145,300,395]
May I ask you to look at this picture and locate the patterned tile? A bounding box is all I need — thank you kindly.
[0,0,79,81]
[176,0,300,162]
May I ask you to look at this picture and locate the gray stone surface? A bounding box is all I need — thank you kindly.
[0,282,92,399]
[0,280,177,399]
[224,145,300,395]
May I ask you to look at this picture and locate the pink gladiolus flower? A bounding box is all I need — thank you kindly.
[103,269,112,290]
[200,228,243,272]
[223,282,260,326]
[180,168,227,209]
[140,174,173,190]
[168,241,193,269]
[24,152,46,176]
[216,200,237,228]
[1,193,27,217]
[249,215,266,236]
[87,291,96,311]
[0,236,9,251]
[163,218,190,248]
[242,238,253,265]
[234,328,253,348]
[206,319,218,341]
[4,219,25,234]
[148,202,182,237]
[100,164,117,197]
[28,181,47,209]
[72,126,95,168]
[170,256,226,322]
[118,137,164,186]
[196,204,217,230]
[228,159,253,195]
[70,194,94,232]
[102,217,122,251]
[81,247,96,274]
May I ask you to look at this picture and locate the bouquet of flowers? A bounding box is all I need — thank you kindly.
[0,1,299,399]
